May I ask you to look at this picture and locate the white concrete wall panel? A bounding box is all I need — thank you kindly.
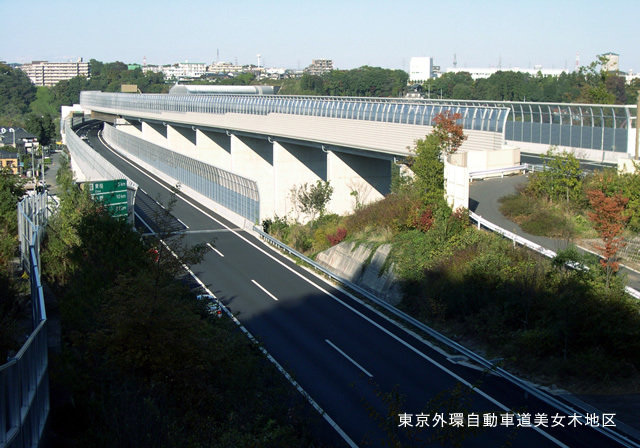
[231,135,275,218]
[273,142,326,218]
[196,130,231,169]
[327,151,390,216]
[445,158,470,210]
[167,125,198,158]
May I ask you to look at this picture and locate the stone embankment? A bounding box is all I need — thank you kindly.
[315,241,402,305]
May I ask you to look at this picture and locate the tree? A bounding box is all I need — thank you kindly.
[409,111,467,205]
[586,188,630,290]
[0,63,37,119]
[0,166,26,236]
[527,147,583,204]
[576,56,617,104]
[26,112,57,146]
[426,71,474,100]
[431,110,467,155]
[292,180,334,224]
[410,133,445,205]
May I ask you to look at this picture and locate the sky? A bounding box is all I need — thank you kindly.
[2,0,639,73]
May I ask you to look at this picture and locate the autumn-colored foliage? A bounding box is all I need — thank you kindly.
[326,227,347,246]
[431,110,468,154]
[586,188,630,288]
[411,207,435,233]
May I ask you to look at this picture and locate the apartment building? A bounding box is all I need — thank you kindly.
[20,58,90,86]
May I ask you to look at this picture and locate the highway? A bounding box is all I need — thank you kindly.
[79,122,636,447]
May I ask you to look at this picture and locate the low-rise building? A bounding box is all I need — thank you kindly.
[445,66,568,80]
[305,59,333,76]
[0,127,38,153]
[0,152,19,174]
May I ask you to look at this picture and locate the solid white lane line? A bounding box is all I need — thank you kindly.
[251,280,279,301]
[98,130,359,448]
[176,217,189,229]
[207,243,224,257]
[326,339,373,378]
[98,131,563,447]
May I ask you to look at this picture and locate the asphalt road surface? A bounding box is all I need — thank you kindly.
[76,122,638,447]
[469,173,640,291]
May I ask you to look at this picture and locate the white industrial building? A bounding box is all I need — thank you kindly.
[409,57,433,83]
[445,66,568,80]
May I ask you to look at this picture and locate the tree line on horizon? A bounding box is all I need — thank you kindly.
[1,57,637,148]
[420,57,639,105]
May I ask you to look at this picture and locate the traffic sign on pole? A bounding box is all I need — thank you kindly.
[88,179,128,218]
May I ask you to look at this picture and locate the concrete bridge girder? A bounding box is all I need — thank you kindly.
[115,118,394,222]
[142,121,168,147]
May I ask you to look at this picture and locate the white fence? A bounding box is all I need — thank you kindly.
[1,192,53,448]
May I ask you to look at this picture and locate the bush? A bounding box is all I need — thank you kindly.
[519,208,574,238]
[499,193,537,220]
[345,188,421,236]
[327,227,347,246]
[262,215,291,244]
[410,206,434,232]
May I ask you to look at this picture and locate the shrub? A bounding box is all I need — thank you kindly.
[327,227,347,246]
[262,215,291,244]
[345,188,421,235]
[519,208,574,238]
[410,206,434,232]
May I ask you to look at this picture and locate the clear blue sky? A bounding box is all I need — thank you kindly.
[2,0,639,73]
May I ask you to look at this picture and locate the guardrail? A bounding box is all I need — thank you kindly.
[469,211,640,300]
[253,225,640,447]
[1,192,53,448]
[469,163,546,180]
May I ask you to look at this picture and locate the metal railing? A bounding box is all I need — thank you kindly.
[423,99,637,154]
[1,193,53,448]
[253,224,640,447]
[469,211,640,300]
[80,91,511,134]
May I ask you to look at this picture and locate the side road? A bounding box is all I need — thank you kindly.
[469,174,640,291]
[469,173,640,442]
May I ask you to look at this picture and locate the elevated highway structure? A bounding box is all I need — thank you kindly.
[424,99,638,164]
[80,91,512,222]
[80,92,636,222]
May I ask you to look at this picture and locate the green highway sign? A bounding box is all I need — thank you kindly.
[96,190,128,205]
[88,179,128,218]
[88,179,127,195]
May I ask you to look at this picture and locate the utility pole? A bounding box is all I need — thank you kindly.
[41,146,45,189]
